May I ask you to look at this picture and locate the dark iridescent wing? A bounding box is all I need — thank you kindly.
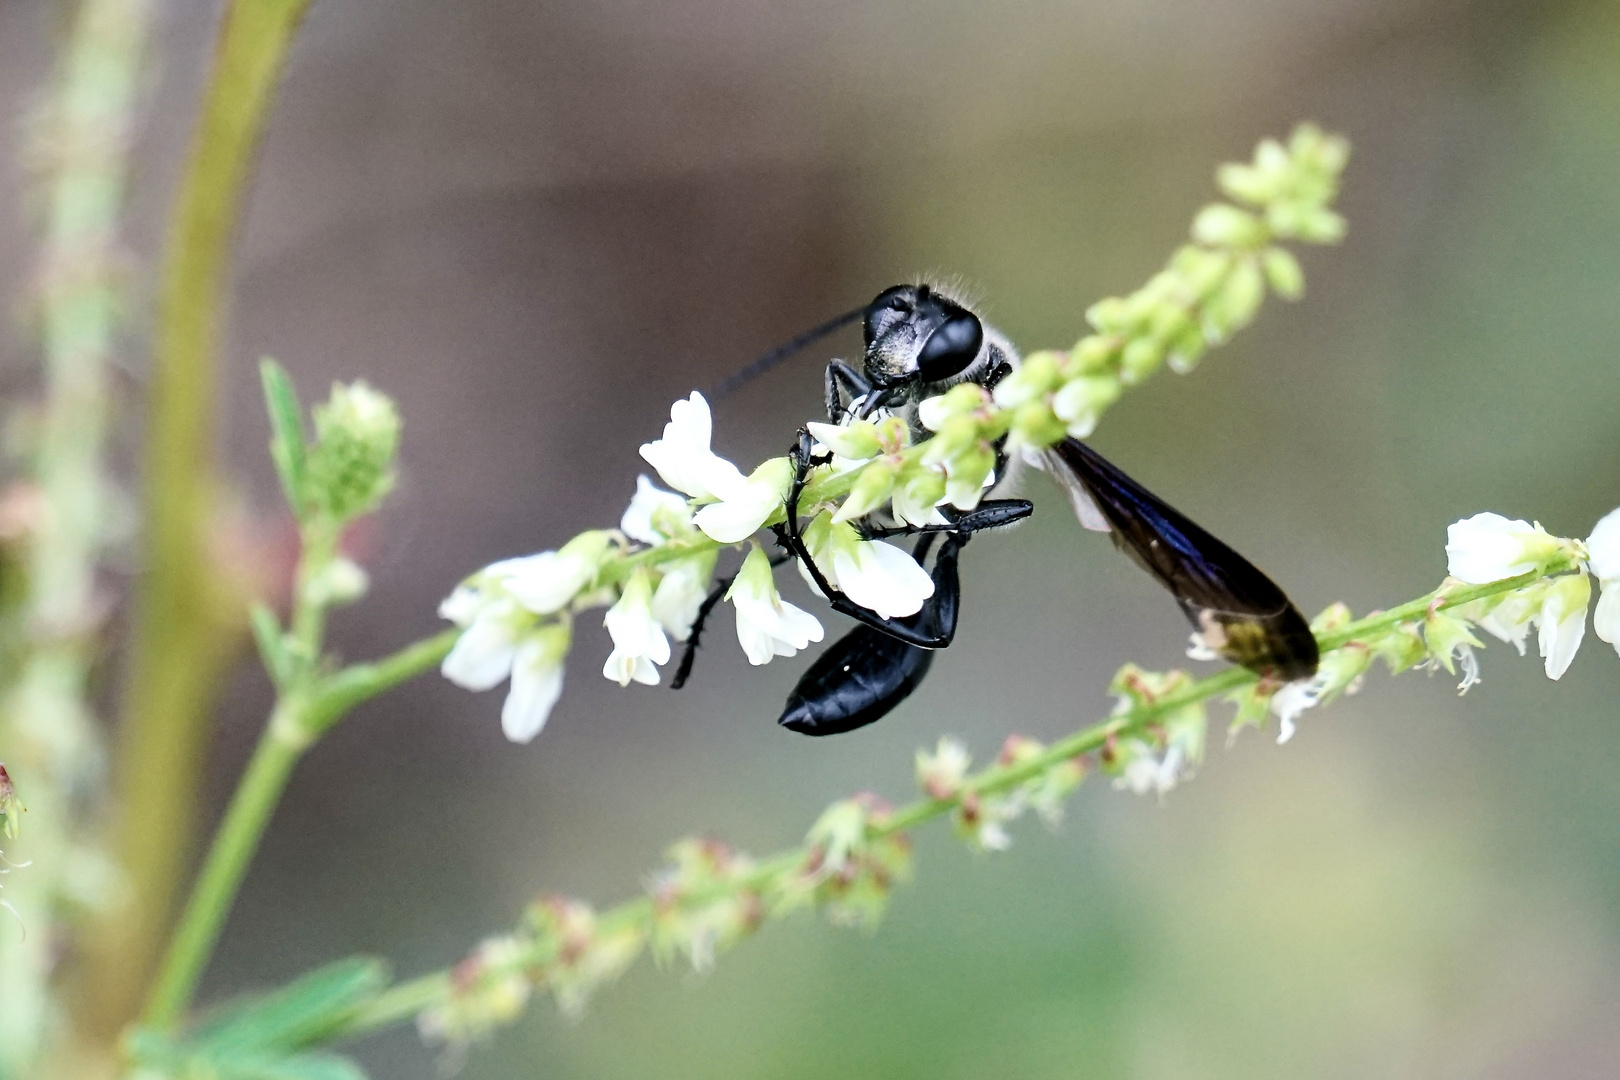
[1042,437,1319,681]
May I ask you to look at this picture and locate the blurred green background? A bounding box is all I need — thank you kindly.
[6,0,1620,1075]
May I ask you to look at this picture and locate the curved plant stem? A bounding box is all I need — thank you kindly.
[141,618,457,1030]
[325,566,1555,1042]
[99,0,316,1035]
[0,0,155,1070]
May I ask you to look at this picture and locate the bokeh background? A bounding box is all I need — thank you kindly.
[6,0,1620,1076]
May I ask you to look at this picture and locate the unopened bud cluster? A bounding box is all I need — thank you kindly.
[417,794,918,1043]
[301,381,401,522]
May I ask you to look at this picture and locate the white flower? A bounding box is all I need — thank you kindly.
[620,475,691,545]
[805,420,881,461]
[1270,678,1322,744]
[493,532,612,615]
[1445,512,1562,584]
[1474,590,1539,655]
[1536,574,1589,680]
[1112,738,1171,796]
[650,552,717,641]
[692,457,792,544]
[502,626,570,742]
[441,598,525,691]
[1586,507,1620,655]
[891,468,950,528]
[726,547,823,664]
[440,589,573,743]
[798,514,934,620]
[602,567,671,686]
[638,392,746,500]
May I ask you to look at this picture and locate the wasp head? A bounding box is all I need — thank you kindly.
[861,284,986,397]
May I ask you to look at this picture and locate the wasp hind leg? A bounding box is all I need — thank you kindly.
[778,531,965,736]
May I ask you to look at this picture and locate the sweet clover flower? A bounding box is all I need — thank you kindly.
[620,475,692,545]
[1586,507,1620,655]
[726,547,823,665]
[502,626,571,742]
[602,567,670,686]
[1445,513,1563,584]
[692,457,792,544]
[798,513,934,620]
[638,392,743,501]
[650,552,717,642]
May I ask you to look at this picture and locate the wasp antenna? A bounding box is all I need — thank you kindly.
[709,304,866,400]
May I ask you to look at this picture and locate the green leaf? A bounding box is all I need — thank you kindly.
[194,956,389,1056]
[260,357,309,517]
[250,602,294,687]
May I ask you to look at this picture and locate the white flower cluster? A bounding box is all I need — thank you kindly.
[439,392,943,742]
[1444,509,1620,679]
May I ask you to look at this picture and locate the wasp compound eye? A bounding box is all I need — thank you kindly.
[915,311,983,382]
[863,285,913,345]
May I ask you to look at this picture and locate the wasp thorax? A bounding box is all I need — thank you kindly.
[861,284,984,390]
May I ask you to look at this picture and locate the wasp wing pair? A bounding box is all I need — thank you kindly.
[1041,436,1318,681]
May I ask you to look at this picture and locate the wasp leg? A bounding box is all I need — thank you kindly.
[851,498,1033,541]
[824,360,873,424]
[780,430,966,649]
[670,551,792,690]
[777,532,964,736]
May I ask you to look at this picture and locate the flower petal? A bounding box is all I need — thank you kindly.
[502,638,565,742]
[1445,512,1557,584]
[441,611,520,691]
[1587,506,1620,583]
[621,475,690,545]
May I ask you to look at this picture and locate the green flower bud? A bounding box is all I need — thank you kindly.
[1191,203,1267,249]
[1119,337,1163,385]
[991,350,1064,409]
[1085,296,1130,334]
[1007,401,1066,451]
[1261,246,1305,300]
[1371,622,1428,675]
[945,441,995,508]
[1423,609,1483,675]
[917,382,990,431]
[1071,335,1117,373]
[921,414,980,466]
[873,416,911,453]
[1202,257,1264,342]
[1051,374,1120,438]
[1267,202,1346,244]
[1290,123,1349,177]
[832,460,900,523]
[1166,322,1208,375]
[303,381,401,522]
[303,555,370,608]
[1171,245,1234,299]
[1215,161,1279,206]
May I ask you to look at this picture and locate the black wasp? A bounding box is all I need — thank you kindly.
[672,283,1319,736]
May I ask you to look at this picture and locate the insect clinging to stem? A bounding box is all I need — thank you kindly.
[674,282,1319,736]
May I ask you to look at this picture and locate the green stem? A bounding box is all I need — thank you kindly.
[102,0,315,1033]
[141,706,308,1029]
[1,0,156,1066]
[329,564,1558,1041]
[139,625,456,1031]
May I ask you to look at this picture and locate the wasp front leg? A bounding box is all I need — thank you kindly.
[824,360,873,424]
